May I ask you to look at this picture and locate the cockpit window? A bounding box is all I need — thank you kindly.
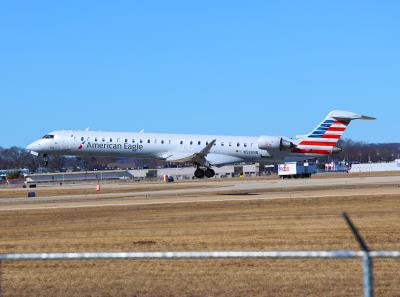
[42,135,55,139]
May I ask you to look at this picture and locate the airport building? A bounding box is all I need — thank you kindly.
[13,160,400,184]
[24,164,274,183]
[349,159,400,173]
[0,169,29,184]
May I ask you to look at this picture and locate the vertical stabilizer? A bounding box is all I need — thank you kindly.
[293,110,375,155]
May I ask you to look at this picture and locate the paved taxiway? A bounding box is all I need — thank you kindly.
[0,175,399,211]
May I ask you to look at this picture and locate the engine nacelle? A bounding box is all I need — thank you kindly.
[258,136,295,151]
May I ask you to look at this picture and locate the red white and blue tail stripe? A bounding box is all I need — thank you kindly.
[292,110,375,156]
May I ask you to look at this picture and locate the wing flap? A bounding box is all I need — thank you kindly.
[160,139,217,164]
[163,152,198,163]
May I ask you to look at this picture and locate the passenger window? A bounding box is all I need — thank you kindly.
[102,138,105,142]
[132,139,135,143]
[110,138,113,142]
[125,138,128,143]
[81,137,84,141]
[229,142,232,146]
[147,139,151,144]
[206,141,209,145]
[95,137,98,142]
[237,143,240,147]
[140,139,143,143]
[190,141,193,145]
[161,140,164,144]
[244,143,247,147]
[169,140,171,144]
[221,142,224,146]
[180,140,183,145]
[198,141,201,145]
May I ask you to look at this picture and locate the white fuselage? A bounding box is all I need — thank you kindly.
[26,110,374,176]
[27,130,306,165]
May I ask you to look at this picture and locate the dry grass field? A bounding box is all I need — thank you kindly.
[0,177,399,296]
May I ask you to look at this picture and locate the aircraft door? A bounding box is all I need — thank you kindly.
[56,133,72,151]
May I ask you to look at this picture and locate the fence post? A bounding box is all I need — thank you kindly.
[342,212,374,297]
[362,252,374,297]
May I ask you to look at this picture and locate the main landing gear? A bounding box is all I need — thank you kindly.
[194,167,215,179]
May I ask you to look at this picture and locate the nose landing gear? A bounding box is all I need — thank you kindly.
[40,154,49,167]
[194,167,215,179]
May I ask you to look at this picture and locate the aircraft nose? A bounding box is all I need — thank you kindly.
[26,141,41,152]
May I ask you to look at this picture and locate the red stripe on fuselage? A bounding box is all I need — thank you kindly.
[299,141,337,146]
[292,148,331,155]
[333,120,350,126]
[327,127,346,132]
[322,134,341,139]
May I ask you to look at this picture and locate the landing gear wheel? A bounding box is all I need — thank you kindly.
[205,168,215,178]
[194,168,205,179]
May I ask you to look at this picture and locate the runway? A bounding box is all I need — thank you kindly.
[0,175,399,211]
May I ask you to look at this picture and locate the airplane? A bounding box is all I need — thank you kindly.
[26,110,375,178]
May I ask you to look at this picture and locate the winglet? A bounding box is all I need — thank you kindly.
[199,139,216,156]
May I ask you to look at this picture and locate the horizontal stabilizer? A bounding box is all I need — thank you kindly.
[329,110,376,121]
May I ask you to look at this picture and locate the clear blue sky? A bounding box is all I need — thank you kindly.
[1,1,399,147]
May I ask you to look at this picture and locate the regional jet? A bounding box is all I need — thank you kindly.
[26,110,374,178]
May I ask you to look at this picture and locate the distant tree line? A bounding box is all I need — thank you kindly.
[0,147,40,171]
[327,139,400,163]
[0,139,399,172]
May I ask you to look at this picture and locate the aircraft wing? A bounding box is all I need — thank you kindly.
[161,139,217,165]
[204,153,244,166]
[163,153,243,167]
[160,140,244,166]
[164,152,201,163]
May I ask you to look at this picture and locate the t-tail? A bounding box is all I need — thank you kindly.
[292,110,375,155]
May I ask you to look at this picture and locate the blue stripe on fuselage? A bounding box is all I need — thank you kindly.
[316,127,328,131]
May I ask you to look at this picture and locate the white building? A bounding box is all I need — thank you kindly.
[349,160,400,173]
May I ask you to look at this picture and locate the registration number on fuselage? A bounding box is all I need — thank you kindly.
[243,150,258,155]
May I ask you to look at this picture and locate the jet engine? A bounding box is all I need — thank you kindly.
[258,136,295,151]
